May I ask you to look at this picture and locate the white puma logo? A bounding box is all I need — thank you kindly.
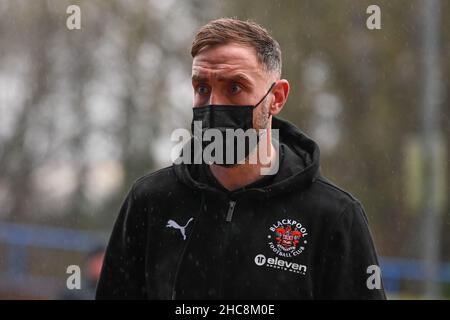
[166,218,194,240]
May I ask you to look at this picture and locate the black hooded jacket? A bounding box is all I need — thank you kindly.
[96,116,386,300]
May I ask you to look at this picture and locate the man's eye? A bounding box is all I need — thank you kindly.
[230,84,242,94]
[197,85,210,95]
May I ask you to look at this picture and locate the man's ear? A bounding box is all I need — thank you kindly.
[269,80,289,116]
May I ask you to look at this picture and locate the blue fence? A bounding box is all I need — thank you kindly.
[0,222,449,298]
[0,222,108,298]
[380,257,450,294]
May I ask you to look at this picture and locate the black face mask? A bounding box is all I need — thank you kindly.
[191,82,275,166]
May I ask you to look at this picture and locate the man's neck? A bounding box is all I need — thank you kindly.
[209,142,277,191]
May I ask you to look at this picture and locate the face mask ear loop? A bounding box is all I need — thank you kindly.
[253,82,276,109]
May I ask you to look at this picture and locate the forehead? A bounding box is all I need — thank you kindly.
[192,43,264,79]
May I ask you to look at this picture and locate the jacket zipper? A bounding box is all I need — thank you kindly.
[218,199,237,298]
[226,200,237,222]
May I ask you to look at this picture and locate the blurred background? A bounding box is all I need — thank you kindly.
[0,0,448,299]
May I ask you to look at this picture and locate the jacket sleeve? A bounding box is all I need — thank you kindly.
[95,184,148,299]
[317,201,386,299]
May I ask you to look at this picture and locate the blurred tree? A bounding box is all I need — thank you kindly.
[220,0,450,264]
[0,0,217,229]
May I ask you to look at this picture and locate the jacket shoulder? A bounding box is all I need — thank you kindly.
[305,176,365,223]
[132,165,179,197]
[315,176,361,204]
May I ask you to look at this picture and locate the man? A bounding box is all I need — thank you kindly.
[96,18,386,300]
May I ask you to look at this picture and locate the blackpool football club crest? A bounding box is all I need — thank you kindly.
[267,218,308,258]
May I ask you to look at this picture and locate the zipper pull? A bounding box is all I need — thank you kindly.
[226,200,236,222]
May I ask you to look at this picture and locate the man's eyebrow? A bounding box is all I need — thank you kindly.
[191,74,208,83]
[191,73,253,84]
[216,73,253,84]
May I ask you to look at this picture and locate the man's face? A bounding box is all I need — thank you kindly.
[191,43,274,130]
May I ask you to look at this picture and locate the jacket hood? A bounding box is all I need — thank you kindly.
[173,116,321,198]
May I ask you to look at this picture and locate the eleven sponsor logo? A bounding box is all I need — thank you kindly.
[254,254,307,276]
